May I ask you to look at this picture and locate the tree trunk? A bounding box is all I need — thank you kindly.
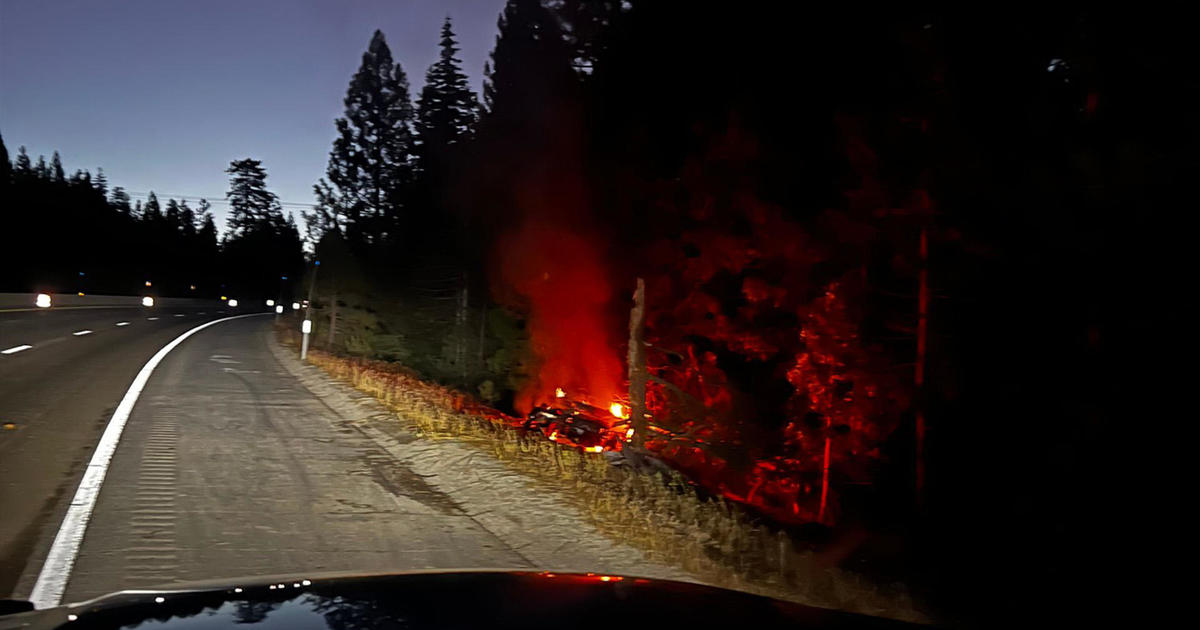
[457,279,469,384]
[327,291,338,350]
[915,226,929,509]
[818,435,832,524]
[628,278,648,448]
[478,302,488,371]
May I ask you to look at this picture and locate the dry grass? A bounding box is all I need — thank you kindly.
[281,327,923,622]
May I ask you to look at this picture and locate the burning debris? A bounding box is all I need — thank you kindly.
[522,389,635,454]
[487,126,912,526]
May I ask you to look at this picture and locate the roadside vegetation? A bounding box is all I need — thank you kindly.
[279,325,923,623]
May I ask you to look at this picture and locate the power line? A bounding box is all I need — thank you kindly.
[123,191,316,209]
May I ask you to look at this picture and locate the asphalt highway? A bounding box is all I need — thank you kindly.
[0,304,236,597]
[1,308,534,604]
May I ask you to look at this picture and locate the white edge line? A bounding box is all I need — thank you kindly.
[1,344,33,355]
[29,313,270,608]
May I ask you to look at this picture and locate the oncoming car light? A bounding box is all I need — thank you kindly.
[35,293,52,308]
[141,296,154,307]
[228,299,239,307]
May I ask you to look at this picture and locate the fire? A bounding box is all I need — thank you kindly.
[494,222,624,414]
[587,445,604,453]
[555,387,566,398]
[609,402,629,419]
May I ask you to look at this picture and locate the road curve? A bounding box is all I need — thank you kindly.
[30,316,532,603]
[0,305,242,597]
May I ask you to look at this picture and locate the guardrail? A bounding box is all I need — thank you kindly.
[0,293,225,310]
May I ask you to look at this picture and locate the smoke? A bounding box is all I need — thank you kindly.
[494,220,624,415]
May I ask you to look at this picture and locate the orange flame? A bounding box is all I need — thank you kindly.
[609,402,630,419]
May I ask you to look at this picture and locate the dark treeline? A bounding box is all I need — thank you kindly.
[301,3,1177,624]
[0,139,303,301]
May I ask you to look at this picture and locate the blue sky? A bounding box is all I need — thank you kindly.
[0,0,506,231]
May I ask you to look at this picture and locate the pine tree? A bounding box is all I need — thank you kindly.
[318,30,415,248]
[222,160,303,301]
[198,211,218,249]
[196,198,213,231]
[94,168,108,198]
[225,158,283,235]
[554,0,626,74]
[110,186,132,215]
[0,133,10,186]
[35,155,49,179]
[483,0,576,128]
[197,202,218,252]
[416,17,480,153]
[179,200,196,238]
[143,191,162,221]
[302,179,342,244]
[166,198,183,233]
[196,204,219,293]
[14,146,32,176]
[51,151,65,183]
[481,61,495,113]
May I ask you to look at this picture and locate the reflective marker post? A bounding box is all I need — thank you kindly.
[300,318,313,359]
[300,259,319,360]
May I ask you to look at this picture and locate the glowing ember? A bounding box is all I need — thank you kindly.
[548,430,558,441]
[625,428,635,439]
[555,387,566,398]
[609,402,630,419]
[587,445,604,453]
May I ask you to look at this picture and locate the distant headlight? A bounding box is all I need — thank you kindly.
[35,293,52,308]
[142,296,154,307]
[228,299,239,307]
[266,299,275,307]
[292,302,300,310]
[275,305,283,314]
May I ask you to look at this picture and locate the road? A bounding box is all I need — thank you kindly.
[0,303,234,597]
[1,308,536,603]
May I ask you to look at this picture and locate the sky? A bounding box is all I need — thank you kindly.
[0,0,507,232]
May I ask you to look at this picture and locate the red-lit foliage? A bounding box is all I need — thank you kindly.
[488,124,913,525]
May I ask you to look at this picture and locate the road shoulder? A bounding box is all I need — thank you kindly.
[266,329,697,583]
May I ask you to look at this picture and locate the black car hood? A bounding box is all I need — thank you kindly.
[0,570,920,629]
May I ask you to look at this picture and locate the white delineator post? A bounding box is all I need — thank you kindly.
[301,259,319,360]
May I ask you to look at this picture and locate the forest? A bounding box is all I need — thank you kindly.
[2,2,1179,622]
[0,146,304,301]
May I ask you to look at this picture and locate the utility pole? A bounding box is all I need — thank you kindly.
[627,278,648,448]
[300,259,319,360]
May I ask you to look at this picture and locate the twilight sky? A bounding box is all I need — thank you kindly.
[0,0,506,231]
